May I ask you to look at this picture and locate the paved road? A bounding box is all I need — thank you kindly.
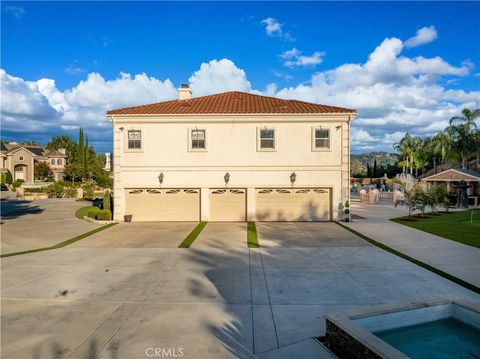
[345,200,480,287]
[2,220,479,358]
[0,191,99,254]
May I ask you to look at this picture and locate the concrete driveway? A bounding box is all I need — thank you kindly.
[1,220,479,359]
[1,194,98,255]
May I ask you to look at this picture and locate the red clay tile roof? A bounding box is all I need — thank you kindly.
[107,91,356,115]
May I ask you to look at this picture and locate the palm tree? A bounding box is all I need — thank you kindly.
[394,133,416,174]
[448,108,480,168]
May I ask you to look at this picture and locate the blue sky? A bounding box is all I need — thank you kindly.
[2,1,479,153]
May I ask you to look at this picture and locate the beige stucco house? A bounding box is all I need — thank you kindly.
[0,143,66,182]
[107,86,356,222]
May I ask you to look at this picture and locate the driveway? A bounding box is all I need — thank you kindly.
[1,221,479,359]
[0,194,98,255]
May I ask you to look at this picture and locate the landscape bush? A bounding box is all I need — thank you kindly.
[87,207,101,219]
[5,170,13,185]
[82,181,96,199]
[46,182,64,198]
[103,190,111,211]
[63,186,77,198]
[96,209,112,220]
[12,179,23,190]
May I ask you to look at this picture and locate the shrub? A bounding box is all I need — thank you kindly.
[0,172,6,185]
[96,209,112,220]
[46,182,64,198]
[58,180,78,188]
[82,181,96,199]
[103,190,111,211]
[25,187,48,193]
[63,187,77,198]
[12,180,22,189]
[5,170,13,185]
[87,207,100,219]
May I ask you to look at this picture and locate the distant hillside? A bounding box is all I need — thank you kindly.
[351,152,399,176]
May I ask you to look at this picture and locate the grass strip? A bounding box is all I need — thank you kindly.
[335,221,480,294]
[247,221,260,248]
[75,205,97,219]
[178,222,207,248]
[0,223,117,258]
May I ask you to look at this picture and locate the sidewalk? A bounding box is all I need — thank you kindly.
[344,201,480,288]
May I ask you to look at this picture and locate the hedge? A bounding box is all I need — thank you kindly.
[96,209,112,220]
[87,207,101,219]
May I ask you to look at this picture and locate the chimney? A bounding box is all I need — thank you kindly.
[178,83,192,100]
[58,148,66,155]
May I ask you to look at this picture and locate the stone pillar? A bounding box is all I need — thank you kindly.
[447,182,451,192]
[200,187,209,221]
[76,187,83,199]
[246,187,256,221]
[16,187,24,199]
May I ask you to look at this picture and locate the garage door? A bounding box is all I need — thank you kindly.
[209,188,246,221]
[255,188,331,221]
[125,188,200,221]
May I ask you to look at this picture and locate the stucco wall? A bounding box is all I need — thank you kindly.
[111,114,352,221]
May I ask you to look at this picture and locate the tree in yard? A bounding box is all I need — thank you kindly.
[373,159,377,178]
[34,161,54,181]
[447,108,479,169]
[388,178,423,218]
[47,135,77,163]
[64,163,85,183]
[77,128,85,171]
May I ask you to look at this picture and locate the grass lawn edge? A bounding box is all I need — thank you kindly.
[0,223,117,258]
[247,221,260,248]
[335,221,480,295]
[178,222,208,248]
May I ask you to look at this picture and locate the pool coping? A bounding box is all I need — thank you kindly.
[324,299,480,359]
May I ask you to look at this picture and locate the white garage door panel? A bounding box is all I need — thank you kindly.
[125,189,199,221]
[209,189,246,221]
[255,188,331,221]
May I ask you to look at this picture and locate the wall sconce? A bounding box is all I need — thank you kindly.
[290,172,296,186]
[335,125,341,131]
[224,172,230,186]
[158,172,164,186]
[119,126,124,131]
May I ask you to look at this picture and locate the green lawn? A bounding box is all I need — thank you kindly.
[75,205,97,219]
[391,210,480,248]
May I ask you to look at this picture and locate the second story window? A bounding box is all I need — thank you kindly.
[314,128,330,149]
[57,159,62,165]
[127,130,142,150]
[51,159,55,165]
[259,128,275,150]
[191,129,206,149]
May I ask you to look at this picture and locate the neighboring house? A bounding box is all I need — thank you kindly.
[0,143,66,182]
[107,86,356,222]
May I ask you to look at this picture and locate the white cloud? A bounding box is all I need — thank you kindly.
[188,58,251,96]
[281,48,325,68]
[1,27,478,153]
[5,5,25,19]
[65,66,86,75]
[261,17,293,41]
[405,25,438,48]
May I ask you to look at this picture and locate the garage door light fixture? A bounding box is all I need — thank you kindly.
[158,172,164,186]
[224,172,230,186]
[290,172,296,186]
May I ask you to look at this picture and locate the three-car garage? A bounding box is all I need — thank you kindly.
[124,187,332,222]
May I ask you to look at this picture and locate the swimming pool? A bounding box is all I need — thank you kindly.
[324,299,480,359]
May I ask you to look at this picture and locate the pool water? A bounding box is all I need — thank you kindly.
[375,318,480,359]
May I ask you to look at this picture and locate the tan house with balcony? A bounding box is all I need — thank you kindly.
[0,143,66,182]
[107,86,356,222]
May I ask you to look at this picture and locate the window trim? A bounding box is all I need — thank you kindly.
[188,127,208,152]
[311,126,332,152]
[257,127,277,152]
[125,129,143,152]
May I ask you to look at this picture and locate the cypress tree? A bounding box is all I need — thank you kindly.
[373,159,377,178]
[366,164,371,178]
[85,135,89,169]
[77,128,84,166]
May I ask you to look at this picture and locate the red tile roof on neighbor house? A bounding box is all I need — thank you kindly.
[107,91,356,115]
